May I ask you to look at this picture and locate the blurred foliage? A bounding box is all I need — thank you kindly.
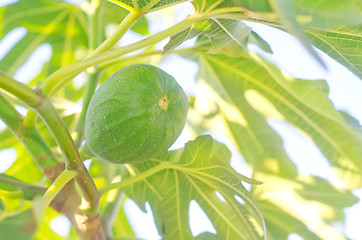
[0,0,361,239]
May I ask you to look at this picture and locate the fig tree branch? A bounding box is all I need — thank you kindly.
[0,92,58,169]
[0,72,101,214]
[0,72,41,106]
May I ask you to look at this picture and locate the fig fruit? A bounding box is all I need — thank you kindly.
[85,64,188,164]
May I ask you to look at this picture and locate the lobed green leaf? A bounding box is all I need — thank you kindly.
[122,135,265,240]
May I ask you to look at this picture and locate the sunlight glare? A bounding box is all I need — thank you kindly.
[189,200,216,236]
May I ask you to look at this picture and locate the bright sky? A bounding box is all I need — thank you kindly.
[0,1,361,239]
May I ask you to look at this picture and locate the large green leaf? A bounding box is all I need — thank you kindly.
[192,52,362,189]
[187,51,358,239]
[0,0,88,76]
[307,26,362,79]
[123,135,265,240]
[107,0,188,13]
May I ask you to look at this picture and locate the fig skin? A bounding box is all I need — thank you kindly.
[85,64,188,164]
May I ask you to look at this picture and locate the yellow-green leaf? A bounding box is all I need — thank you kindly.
[122,135,265,240]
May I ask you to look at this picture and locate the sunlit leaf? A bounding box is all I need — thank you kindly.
[295,176,358,212]
[255,175,357,240]
[188,50,359,239]
[307,26,362,79]
[0,0,88,77]
[258,201,320,240]
[165,18,251,57]
[123,135,265,239]
[192,52,362,189]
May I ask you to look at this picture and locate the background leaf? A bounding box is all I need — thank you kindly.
[185,51,360,239]
[293,0,362,29]
[0,208,37,240]
[190,52,362,189]
[0,0,88,76]
[268,0,325,67]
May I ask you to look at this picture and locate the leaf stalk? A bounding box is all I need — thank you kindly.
[41,14,203,95]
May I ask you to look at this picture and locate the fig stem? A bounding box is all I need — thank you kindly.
[0,72,41,106]
[36,169,77,221]
[99,162,171,195]
[35,96,101,215]
[73,3,142,147]
[87,11,143,59]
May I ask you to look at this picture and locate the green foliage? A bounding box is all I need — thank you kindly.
[191,52,362,189]
[0,209,37,240]
[0,0,360,239]
[0,0,87,76]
